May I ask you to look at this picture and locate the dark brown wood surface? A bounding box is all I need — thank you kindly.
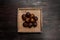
[0,0,60,40]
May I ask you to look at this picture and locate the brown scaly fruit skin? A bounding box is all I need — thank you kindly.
[33,16,38,21]
[33,22,37,27]
[28,23,33,28]
[23,22,28,27]
[26,12,31,18]
[22,14,26,21]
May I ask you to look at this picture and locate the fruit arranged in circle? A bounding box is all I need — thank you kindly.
[22,12,38,28]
